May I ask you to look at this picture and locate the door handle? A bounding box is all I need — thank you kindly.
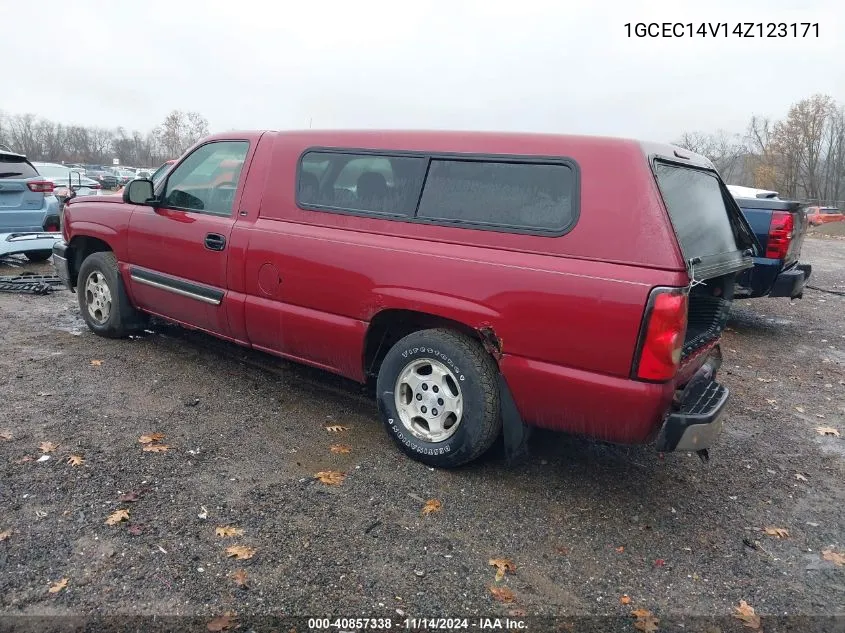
[204,233,226,251]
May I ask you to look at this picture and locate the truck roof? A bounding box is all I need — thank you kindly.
[202,129,713,167]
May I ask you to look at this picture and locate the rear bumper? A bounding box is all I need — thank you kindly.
[52,240,73,290]
[655,353,729,452]
[768,263,811,299]
[0,231,62,257]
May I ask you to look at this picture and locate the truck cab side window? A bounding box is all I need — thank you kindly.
[161,141,249,216]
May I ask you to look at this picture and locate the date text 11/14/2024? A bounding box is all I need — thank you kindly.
[307,618,527,630]
[624,22,819,38]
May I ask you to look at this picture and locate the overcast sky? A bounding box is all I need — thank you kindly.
[3,0,842,142]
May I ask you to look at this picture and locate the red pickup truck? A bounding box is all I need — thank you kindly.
[53,131,757,467]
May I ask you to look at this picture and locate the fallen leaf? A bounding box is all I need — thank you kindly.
[795,473,807,482]
[225,545,256,560]
[733,600,762,630]
[329,444,352,454]
[314,471,345,485]
[764,527,789,538]
[615,546,625,553]
[105,509,130,526]
[620,595,632,605]
[67,455,84,467]
[119,491,142,502]
[489,558,516,581]
[138,433,165,444]
[821,549,845,566]
[90,359,103,367]
[325,425,349,433]
[216,526,244,538]
[0,431,12,441]
[39,441,58,453]
[207,614,238,631]
[631,609,659,633]
[0,530,11,541]
[48,578,68,594]
[795,406,805,413]
[653,558,666,567]
[489,585,515,603]
[142,444,171,453]
[128,525,144,536]
[421,499,442,515]
[231,569,249,587]
[815,426,840,437]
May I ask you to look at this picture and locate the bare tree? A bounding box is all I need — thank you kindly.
[154,110,210,158]
[673,129,746,182]
[8,114,39,158]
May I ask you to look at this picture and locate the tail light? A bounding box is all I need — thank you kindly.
[634,288,688,382]
[766,211,794,259]
[27,180,55,193]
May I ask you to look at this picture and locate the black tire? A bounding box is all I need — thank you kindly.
[376,328,501,468]
[77,251,144,338]
[24,250,52,262]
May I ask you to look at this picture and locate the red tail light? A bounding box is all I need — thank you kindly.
[635,289,688,382]
[766,211,794,259]
[27,180,55,193]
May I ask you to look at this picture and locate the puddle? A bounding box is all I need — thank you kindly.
[52,309,86,337]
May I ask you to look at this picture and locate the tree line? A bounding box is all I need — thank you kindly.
[0,110,209,168]
[675,93,845,206]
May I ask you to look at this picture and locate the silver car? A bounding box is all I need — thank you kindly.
[32,162,104,199]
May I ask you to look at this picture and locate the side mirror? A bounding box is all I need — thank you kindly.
[124,179,155,205]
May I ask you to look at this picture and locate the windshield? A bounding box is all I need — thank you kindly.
[151,162,173,186]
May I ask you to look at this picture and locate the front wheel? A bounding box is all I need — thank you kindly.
[376,328,501,468]
[77,251,144,338]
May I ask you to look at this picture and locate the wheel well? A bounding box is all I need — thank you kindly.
[363,309,500,378]
[68,236,112,289]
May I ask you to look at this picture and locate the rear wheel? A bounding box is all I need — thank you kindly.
[24,250,52,262]
[376,328,501,468]
[77,251,144,338]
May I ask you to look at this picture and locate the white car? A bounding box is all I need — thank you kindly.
[726,184,779,199]
[32,162,103,198]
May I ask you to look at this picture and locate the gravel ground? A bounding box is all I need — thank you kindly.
[0,237,843,631]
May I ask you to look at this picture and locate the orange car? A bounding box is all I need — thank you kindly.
[806,206,844,226]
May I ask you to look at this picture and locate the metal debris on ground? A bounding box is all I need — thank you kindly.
[0,274,66,295]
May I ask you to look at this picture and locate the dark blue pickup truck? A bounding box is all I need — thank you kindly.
[731,193,811,299]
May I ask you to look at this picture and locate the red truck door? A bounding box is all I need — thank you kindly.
[126,140,252,337]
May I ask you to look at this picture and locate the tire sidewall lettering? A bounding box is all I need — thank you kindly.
[399,347,466,383]
[387,418,452,455]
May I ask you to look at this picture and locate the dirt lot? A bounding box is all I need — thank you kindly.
[1,236,843,630]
